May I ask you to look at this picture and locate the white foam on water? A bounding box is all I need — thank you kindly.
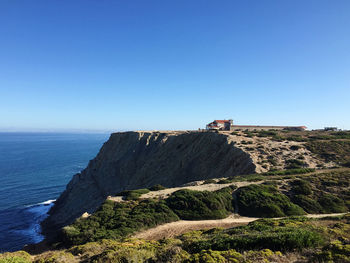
[13,200,55,244]
[38,199,56,205]
[25,199,56,208]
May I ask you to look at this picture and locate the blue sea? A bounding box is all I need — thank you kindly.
[0,132,110,252]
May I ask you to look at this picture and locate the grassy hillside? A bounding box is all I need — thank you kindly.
[2,214,350,262]
[306,140,350,166]
[61,186,237,246]
[235,184,305,217]
[58,169,350,247]
[2,169,349,262]
[166,186,235,220]
[62,199,179,246]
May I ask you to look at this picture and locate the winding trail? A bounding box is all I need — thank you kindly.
[133,213,348,240]
[108,181,265,202]
[108,168,350,203]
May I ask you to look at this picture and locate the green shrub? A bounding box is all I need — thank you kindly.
[343,162,350,168]
[315,241,350,263]
[232,174,264,182]
[285,159,307,169]
[292,195,323,214]
[216,178,234,184]
[34,251,75,263]
[188,249,227,263]
[318,194,348,213]
[183,218,324,253]
[203,179,216,184]
[235,184,305,217]
[68,239,190,263]
[267,158,278,166]
[332,131,350,139]
[244,131,255,137]
[290,145,301,150]
[0,251,31,263]
[321,179,349,187]
[62,199,179,246]
[306,140,350,165]
[291,179,313,195]
[263,168,315,176]
[116,188,150,200]
[257,131,277,137]
[285,136,306,142]
[148,184,167,191]
[166,188,234,220]
[262,180,279,186]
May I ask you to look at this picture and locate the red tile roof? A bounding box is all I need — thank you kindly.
[214,120,230,123]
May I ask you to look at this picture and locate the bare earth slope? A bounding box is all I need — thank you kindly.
[43,131,256,235]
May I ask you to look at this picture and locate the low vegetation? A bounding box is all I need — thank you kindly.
[61,169,350,248]
[4,215,350,262]
[285,158,307,169]
[149,184,167,191]
[235,184,305,217]
[182,217,324,253]
[116,185,167,200]
[306,140,350,166]
[116,188,150,200]
[166,187,235,220]
[202,179,216,184]
[262,168,315,176]
[243,129,350,141]
[62,199,179,245]
[216,178,235,184]
[289,171,350,214]
[3,163,350,262]
[62,187,236,246]
[0,251,32,263]
[239,129,350,168]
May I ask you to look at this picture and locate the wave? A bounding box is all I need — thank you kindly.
[25,199,56,208]
[0,200,56,252]
[15,200,55,246]
[37,199,56,206]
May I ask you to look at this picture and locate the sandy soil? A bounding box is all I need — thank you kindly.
[133,213,348,240]
[221,131,335,173]
[141,181,264,199]
[108,180,265,202]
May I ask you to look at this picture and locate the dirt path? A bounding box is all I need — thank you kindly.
[108,181,265,202]
[133,213,347,240]
[141,181,265,199]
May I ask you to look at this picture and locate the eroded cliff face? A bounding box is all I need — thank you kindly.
[42,131,255,235]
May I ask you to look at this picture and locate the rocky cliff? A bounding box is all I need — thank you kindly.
[42,131,256,235]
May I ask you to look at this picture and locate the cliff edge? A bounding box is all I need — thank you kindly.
[42,131,255,236]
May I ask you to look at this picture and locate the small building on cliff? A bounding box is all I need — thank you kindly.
[206,120,233,130]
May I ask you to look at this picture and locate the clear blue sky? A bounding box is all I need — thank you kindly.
[0,0,349,131]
